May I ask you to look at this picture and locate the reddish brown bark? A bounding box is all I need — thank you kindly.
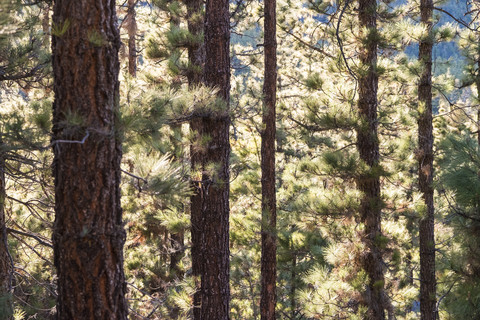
[51,0,128,318]
[260,0,277,318]
[418,0,436,319]
[357,0,387,318]
[185,0,205,318]
[190,0,231,318]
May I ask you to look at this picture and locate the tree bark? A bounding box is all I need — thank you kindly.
[42,3,50,47]
[127,0,137,77]
[418,0,436,319]
[260,0,277,318]
[185,0,205,318]
[169,230,184,277]
[190,0,231,318]
[476,54,480,147]
[51,0,128,318]
[357,0,387,318]
[0,136,13,319]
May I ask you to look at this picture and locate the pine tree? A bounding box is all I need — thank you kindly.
[185,0,206,317]
[0,135,12,319]
[193,0,231,317]
[417,0,437,318]
[126,0,137,77]
[356,0,388,317]
[260,0,277,318]
[51,0,128,318]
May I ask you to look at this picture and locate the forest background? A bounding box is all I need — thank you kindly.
[1,0,480,319]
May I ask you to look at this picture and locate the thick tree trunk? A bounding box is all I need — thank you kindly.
[51,1,128,319]
[418,0,436,319]
[357,0,386,318]
[127,0,137,77]
[260,0,277,318]
[191,0,231,318]
[0,136,13,319]
[185,0,205,318]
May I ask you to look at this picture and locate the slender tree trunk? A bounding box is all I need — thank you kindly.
[127,0,137,77]
[42,3,50,47]
[51,1,127,318]
[169,230,184,276]
[475,55,480,220]
[260,0,277,318]
[0,135,13,320]
[417,0,436,319]
[357,0,386,318]
[290,250,296,320]
[476,55,480,147]
[185,0,205,317]
[190,0,231,318]
[185,0,204,87]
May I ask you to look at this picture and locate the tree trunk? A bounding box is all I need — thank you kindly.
[260,0,277,318]
[0,136,13,319]
[185,0,205,318]
[127,0,137,77]
[169,230,184,277]
[51,0,128,318]
[418,0,436,319]
[42,3,50,47]
[169,126,185,282]
[192,0,231,318]
[357,0,386,318]
[290,250,296,320]
[476,55,480,147]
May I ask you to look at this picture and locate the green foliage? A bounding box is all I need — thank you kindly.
[12,308,26,320]
[437,132,480,318]
[87,29,107,47]
[305,72,323,91]
[439,134,480,207]
[51,19,70,37]
[0,1,49,87]
[31,100,52,133]
[146,36,170,60]
[166,24,203,49]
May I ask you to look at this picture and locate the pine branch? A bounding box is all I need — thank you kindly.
[336,0,357,82]
[7,227,53,248]
[433,6,477,31]
[0,65,43,82]
[281,27,335,59]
